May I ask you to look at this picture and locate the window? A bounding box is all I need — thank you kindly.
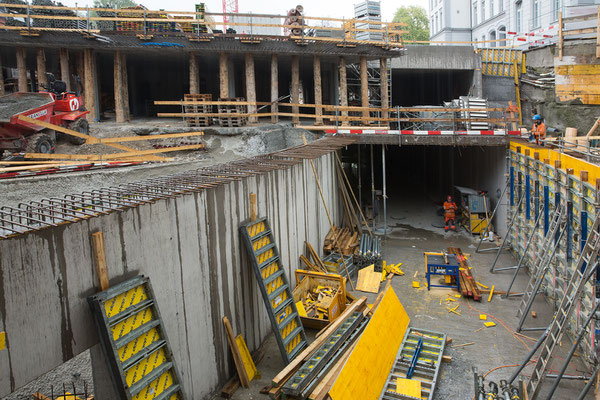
[481,0,486,22]
[431,16,434,34]
[489,30,496,47]
[499,0,504,12]
[532,0,540,28]
[490,0,494,17]
[473,1,478,25]
[498,25,506,44]
[435,13,439,33]
[516,4,522,33]
[554,0,561,21]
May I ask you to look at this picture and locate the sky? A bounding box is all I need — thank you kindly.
[59,0,430,21]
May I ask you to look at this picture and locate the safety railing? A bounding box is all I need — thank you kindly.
[154,99,519,131]
[0,3,405,48]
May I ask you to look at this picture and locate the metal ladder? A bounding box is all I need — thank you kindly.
[239,217,307,364]
[515,201,567,332]
[525,212,600,400]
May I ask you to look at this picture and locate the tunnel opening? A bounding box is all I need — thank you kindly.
[342,144,508,236]
[391,70,474,106]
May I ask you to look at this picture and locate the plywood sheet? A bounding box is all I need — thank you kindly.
[329,287,410,400]
[356,265,382,294]
[395,378,421,397]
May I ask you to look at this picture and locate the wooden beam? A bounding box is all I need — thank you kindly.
[83,48,97,122]
[24,144,204,161]
[271,54,278,123]
[250,193,257,221]
[360,56,368,119]
[339,57,348,117]
[16,47,27,92]
[19,115,98,143]
[114,50,126,123]
[291,55,300,124]
[36,48,47,91]
[587,117,600,137]
[219,52,228,98]
[189,52,199,95]
[59,48,71,91]
[245,53,257,123]
[91,232,109,291]
[313,55,323,125]
[222,317,250,388]
[100,131,204,143]
[380,57,389,120]
[558,11,564,61]
[76,51,84,92]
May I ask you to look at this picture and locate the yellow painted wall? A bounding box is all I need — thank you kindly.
[329,287,410,400]
[555,60,600,105]
[509,141,600,182]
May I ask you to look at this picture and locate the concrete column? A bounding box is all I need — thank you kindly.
[83,48,97,122]
[189,52,199,95]
[473,52,483,98]
[313,55,323,125]
[122,53,130,121]
[219,52,229,98]
[245,53,257,123]
[0,55,5,95]
[339,57,348,117]
[380,57,389,121]
[36,48,46,91]
[60,48,71,91]
[271,54,279,123]
[291,55,300,124]
[114,51,127,123]
[76,51,85,91]
[16,47,27,92]
[360,56,369,121]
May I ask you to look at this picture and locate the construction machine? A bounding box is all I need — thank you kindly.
[0,73,89,155]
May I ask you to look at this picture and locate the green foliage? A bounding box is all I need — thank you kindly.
[92,0,137,9]
[392,5,429,43]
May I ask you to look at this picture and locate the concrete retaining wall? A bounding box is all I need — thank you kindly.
[0,154,339,398]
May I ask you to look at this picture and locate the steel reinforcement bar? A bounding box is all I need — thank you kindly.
[0,136,356,239]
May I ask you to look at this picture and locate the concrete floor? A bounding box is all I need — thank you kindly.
[224,194,594,400]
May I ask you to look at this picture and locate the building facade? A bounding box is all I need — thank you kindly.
[430,0,600,47]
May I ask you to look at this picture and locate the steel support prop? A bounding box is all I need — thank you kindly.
[490,192,526,273]
[476,178,510,253]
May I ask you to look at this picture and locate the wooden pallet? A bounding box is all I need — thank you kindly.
[447,247,482,301]
[184,94,213,127]
[218,97,248,127]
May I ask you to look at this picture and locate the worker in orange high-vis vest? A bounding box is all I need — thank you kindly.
[443,195,458,232]
[531,114,546,145]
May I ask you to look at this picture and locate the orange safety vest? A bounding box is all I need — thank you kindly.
[532,122,546,139]
[443,201,457,220]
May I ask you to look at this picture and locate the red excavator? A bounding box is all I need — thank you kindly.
[0,73,89,155]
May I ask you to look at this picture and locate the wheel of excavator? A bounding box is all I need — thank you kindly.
[25,132,56,154]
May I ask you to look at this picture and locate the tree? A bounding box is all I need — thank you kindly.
[392,6,429,43]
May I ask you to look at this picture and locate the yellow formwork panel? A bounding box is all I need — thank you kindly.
[104,285,148,319]
[125,347,168,387]
[132,369,178,400]
[329,287,409,400]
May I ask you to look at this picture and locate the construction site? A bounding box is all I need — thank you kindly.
[1,0,600,399]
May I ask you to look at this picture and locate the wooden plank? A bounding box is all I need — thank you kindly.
[24,144,204,161]
[355,264,381,293]
[91,232,109,291]
[222,316,250,388]
[271,297,367,386]
[329,288,409,400]
[250,193,257,221]
[235,334,258,382]
[308,340,358,400]
[220,376,240,399]
[100,131,204,143]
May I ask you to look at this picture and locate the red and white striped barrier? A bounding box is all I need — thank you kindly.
[0,161,144,180]
[324,129,521,136]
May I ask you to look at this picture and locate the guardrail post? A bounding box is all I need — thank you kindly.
[559,11,564,60]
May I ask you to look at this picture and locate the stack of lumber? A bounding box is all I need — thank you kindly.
[218,97,248,127]
[184,93,213,127]
[267,297,370,400]
[447,247,482,301]
[323,226,359,255]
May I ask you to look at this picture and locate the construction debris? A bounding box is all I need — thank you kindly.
[447,247,482,301]
[355,264,382,293]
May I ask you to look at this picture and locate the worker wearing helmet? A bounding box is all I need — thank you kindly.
[531,115,546,145]
[443,195,458,232]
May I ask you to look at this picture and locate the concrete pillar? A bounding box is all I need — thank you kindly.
[189,52,199,95]
[60,48,71,91]
[83,48,97,122]
[360,56,369,121]
[122,54,129,121]
[0,55,5,96]
[245,53,257,123]
[36,48,46,91]
[291,55,300,124]
[76,51,85,92]
[219,52,228,98]
[380,57,389,121]
[339,57,348,117]
[473,52,483,98]
[114,50,128,123]
[16,47,27,92]
[271,54,279,123]
[313,55,323,125]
